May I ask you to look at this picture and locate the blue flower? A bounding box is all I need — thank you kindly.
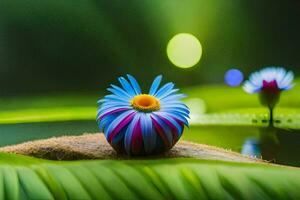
[97,75,190,155]
[243,67,294,94]
[243,67,295,124]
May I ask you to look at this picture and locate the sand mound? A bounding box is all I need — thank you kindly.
[0,133,263,163]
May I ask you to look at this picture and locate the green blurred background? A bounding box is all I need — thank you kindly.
[0,0,300,95]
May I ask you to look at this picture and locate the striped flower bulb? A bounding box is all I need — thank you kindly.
[97,75,189,155]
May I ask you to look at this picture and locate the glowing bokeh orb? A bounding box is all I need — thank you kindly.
[224,69,244,87]
[167,33,202,68]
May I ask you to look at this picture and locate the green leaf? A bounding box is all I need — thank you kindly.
[32,165,67,200]
[0,153,299,199]
[67,165,111,200]
[2,166,19,200]
[45,165,91,200]
[87,162,139,200]
[17,166,54,199]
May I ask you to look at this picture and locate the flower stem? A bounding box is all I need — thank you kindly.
[269,107,274,127]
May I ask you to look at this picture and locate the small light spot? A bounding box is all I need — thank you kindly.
[224,69,244,87]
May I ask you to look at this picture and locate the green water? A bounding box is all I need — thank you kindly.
[0,121,98,147]
[275,129,300,166]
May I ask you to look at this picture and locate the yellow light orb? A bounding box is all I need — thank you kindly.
[167,33,202,68]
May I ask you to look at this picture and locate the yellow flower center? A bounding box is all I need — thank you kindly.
[131,94,160,112]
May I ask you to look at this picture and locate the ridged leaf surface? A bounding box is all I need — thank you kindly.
[0,153,299,200]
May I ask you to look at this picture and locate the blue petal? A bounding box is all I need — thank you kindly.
[118,77,136,97]
[281,84,294,90]
[140,113,156,153]
[161,104,190,114]
[99,101,130,107]
[161,108,190,119]
[127,74,142,95]
[97,106,130,120]
[158,89,179,100]
[111,127,127,145]
[249,72,263,87]
[108,84,131,99]
[105,110,135,140]
[278,71,294,90]
[243,81,261,94]
[97,99,105,104]
[98,114,116,133]
[98,94,130,104]
[157,113,183,136]
[161,102,189,108]
[124,114,140,154]
[151,114,173,145]
[159,111,189,126]
[98,104,130,114]
[159,94,186,102]
[149,75,162,95]
[155,82,174,98]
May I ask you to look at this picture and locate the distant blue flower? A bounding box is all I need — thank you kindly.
[243,67,294,94]
[243,67,295,124]
[97,75,189,155]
